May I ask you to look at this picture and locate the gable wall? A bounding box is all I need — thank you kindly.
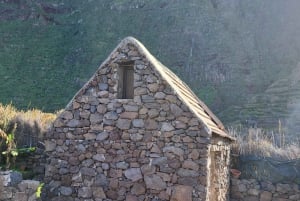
[44,43,212,200]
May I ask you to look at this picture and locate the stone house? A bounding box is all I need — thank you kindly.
[44,37,235,201]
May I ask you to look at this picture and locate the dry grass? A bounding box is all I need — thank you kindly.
[230,127,300,160]
[0,103,57,143]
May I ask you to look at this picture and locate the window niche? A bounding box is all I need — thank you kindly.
[117,61,134,99]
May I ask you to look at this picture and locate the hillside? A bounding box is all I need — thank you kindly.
[1,0,300,135]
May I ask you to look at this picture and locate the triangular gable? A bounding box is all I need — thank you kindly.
[65,37,234,140]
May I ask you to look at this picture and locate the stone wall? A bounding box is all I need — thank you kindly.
[230,178,300,201]
[43,42,231,200]
[0,171,41,201]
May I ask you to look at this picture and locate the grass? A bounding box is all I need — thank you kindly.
[0,103,57,169]
[230,126,300,160]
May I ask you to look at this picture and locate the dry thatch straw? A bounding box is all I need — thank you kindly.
[229,127,300,160]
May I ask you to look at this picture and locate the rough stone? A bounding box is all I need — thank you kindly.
[93,187,106,198]
[120,112,138,119]
[144,175,166,190]
[78,187,92,198]
[93,154,106,162]
[131,183,146,195]
[260,191,272,201]
[144,119,158,130]
[60,186,73,196]
[182,160,199,171]
[177,168,199,177]
[171,185,193,201]
[170,104,183,117]
[161,122,175,131]
[116,119,131,130]
[45,140,56,152]
[96,131,109,141]
[124,168,143,182]
[141,164,156,175]
[132,119,144,128]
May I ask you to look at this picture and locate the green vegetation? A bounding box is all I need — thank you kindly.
[36,183,44,198]
[1,0,300,135]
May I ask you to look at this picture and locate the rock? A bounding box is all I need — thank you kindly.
[134,87,147,95]
[0,171,22,187]
[148,109,159,118]
[80,110,90,119]
[260,191,272,201]
[93,154,106,162]
[248,188,260,196]
[99,83,108,90]
[124,168,143,182]
[141,164,156,175]
[165,95,177,103]
[178,177,198,186]
[124,105,139,112]
[148,83,159,92]
[116,162,129,169]
[96,131,109,141]
[0,188,13,200]
[97,104,107,114]
[66,119,80,127]
[60,186,73,196]
[81,167,96,176]
[163,146,184,159]
[116,119,131,130]
[98,91,109,98]
[154,92,166,99]
[90,113,103,124]
[94,174,109,187]
[120,112,138,119]
[14,192,28,201]
[238,183,247,192]
[45,140,56,152]
[61,111,73,120]
[161,122,175,131]
[144,174,166,190]
[289,194,300,200]
[182,160,199,171]
[276,183,291,193]
[132,119,144,128]
[104,111,118,120]
[78,187,92,198]
[152,157,168,166]
[177,168,199,177]
[126,195,139,201]
[170,104,183,117]
[130,133,143,141]
[84,133,97,140]
[171,185,193,201]
[188,150,199,160]
[144,119,158,130]
[131,183,146,195]
[93,187,106,198]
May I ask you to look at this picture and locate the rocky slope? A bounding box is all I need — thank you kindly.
[1,0,300,135]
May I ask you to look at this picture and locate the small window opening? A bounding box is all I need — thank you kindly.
[118,61,134,99]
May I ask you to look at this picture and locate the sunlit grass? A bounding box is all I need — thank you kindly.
[230,127,300,160]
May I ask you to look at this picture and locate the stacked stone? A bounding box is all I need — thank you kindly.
[230,178,300,201]
[44,43,213,200]
[0,171,41,201]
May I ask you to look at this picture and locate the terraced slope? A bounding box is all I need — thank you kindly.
[1,0,300,135]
